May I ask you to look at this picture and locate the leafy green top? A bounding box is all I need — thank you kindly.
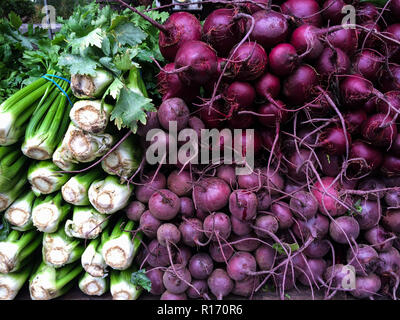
[57,3,167,132]
[0,13,51,102]
[131,269,152,292]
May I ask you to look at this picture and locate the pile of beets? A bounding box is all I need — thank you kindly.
[122,0,400,300]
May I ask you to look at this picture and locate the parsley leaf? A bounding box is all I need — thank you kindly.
[272,243,300,255]
[0,215,10,241]
[58,54,98,76]
[131,269,152,292]
[111,86,155,133]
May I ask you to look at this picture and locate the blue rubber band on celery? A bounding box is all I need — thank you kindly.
[44,74,71,84]
[41,76,73,107]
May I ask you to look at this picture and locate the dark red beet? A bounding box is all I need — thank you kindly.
[281,0,322,26]
[326,28,358,55]
[290,25,324,60]
[186,280,208,299]
[357,2,379,23]
[380,64,400,92]
[249,11,289,50]
[384,24,400,62]
[345,110,367,134]
[329,216,360,244]
[389,134,400,156]
[179,218,204,247]
[283,65,318,105]
[303,239,330,258]
[361,114,398,147]
[147,239,172,267]
[347,244,379,276]
[203,212,232,241]
[353,50,383,81]
[159,12,202,62]
[202,8,244,57]
[322,0,345,25]
[192,177,231,212]
[227,252,257,281]
[365,226,394,252]
[318,152,342,177]
[179,197,195,218]
[229,189,258,221]
[340,75,373,109]
[293,214,330,240]
[382,210,400,233]
[254,215,279,238]
[147,269,165,295]
[255,245,275,270]
[244,0,270,14]
[270,201,293,229]
[157,63,199,103]
[209,242,234,263]
[175,40,218,86]
[391,0,400,19]
[354,198,381,230]
[255,73,281,102]
[231,233,260,252]
[234,130,262,156]
[268,43,299,77]
[287,149,315,182]
[348,140,383,176]
[376,91,400,118]
[227,112,255,129]
[199,102,226,129]
[231,215,252,236]
[317,47,350,77]
[257,101,288,127]
[381,154,400,176]
[318,127,350,156]
[227,42,268,81]
[225,81,256,110]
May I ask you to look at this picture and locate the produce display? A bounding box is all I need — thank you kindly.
[0,0,400,301]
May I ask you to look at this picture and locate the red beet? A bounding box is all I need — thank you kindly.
[159,12,202,62]
[269,43,299,77]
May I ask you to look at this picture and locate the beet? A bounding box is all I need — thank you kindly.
[157,63,199,103]
[348,140,383,177]
[188,253,214,280]
[317,47,350,77]
[225,81,256,110]
[175,40,218,86]
[207,269,234,300]
[254,213,279,238]
[257,101,288,127]
[383,210,400,233]
[192,177,231,212]
[281,0,322,26]
[159,12,202,62]
[322,0,345,25]
[340,75,373,109]
[227,251,257,281]
[269,43,299,77]
[283,65,318,105]
[365,226,394,252]
[293,214,330,240]
[353,50,383,81]
[290,191,318,220]
[354,198,381,230]
[304,239,330,258]
[270,201,293,229]
[163,264,191,294]
[203,212,232,241]
[291,25,324,60]
[179,218,204,247]
[326,28,358,55]
[347,244,379,276]
[361,114,398,147]
[318,127,350,156]
[249,11,289,49]
[227,42,268,81]
[255,73,281,101]
[202,8,244,57]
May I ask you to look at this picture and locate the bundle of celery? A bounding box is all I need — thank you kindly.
[21,77,73,160]
[0,146,29,212]
[29,261,82,300]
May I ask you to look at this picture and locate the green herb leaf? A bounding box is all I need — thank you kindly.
[111,87,155,133]
[272,242,300,255]
[58,54,98,76]
[131,269,152,292]
[8,12,22,29]
[285,293,292,300]
[0,215,11,241]
[113,22,146,47]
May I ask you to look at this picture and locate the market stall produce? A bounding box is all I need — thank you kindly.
[0,0,400,301]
